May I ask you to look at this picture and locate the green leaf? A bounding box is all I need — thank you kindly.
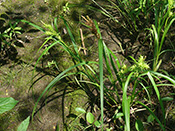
[20,20,45,32]
[116,112,124,118]
[14,27,22,30]
[14,31,22,35]
[122,72,133,131]
[17,116,30,131]
[147,72,165,125]
[55,123,60,131]
[86,112,95,124]
[162,97,173,101]
[135,119,144,131]
[75,107,86,113]
[147,114,155,123]
[106,128,112,131]
[94,120,102,128]
[113,112,124,119]
[161,97,173,101]
[94,19,104,129]
[4,28,11,33]
[0,97,18,114]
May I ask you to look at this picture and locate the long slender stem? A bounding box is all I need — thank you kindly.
[99,38,104,130]
[93,19,104,130]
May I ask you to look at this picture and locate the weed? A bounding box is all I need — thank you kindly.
[22,16,175,130]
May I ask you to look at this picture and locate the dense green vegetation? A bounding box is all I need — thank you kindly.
[0,0,175,130]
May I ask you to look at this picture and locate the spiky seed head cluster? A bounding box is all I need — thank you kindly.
[132,55,149,70]
[120,56,149,77]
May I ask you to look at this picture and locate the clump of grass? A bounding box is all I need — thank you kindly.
[19,1,175,130]
[21,15,175,130]
[147,0,175,71]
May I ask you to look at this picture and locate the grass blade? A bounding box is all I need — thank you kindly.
[61,16,80,60]
[54,17,59,33]
[137,101,165,131]
[122,72,134,131]
[150,71,175,85]
[34,41,58,70]
[20,20,45,32]
[94,20,104,130]
[147,72,165,126]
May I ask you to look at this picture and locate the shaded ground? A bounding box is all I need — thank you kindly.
[0,0,91,130]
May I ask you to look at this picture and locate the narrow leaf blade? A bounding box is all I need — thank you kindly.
[135,119,144,131]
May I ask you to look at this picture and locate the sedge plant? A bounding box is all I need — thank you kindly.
[147,0,175,71]
[21,14,175,131]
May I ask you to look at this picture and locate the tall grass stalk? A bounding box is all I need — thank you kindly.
[147,72,165,126]
[122,72,133,131]
[93,20,104,130]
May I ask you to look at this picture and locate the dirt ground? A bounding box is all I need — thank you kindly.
[0,0,91,130]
